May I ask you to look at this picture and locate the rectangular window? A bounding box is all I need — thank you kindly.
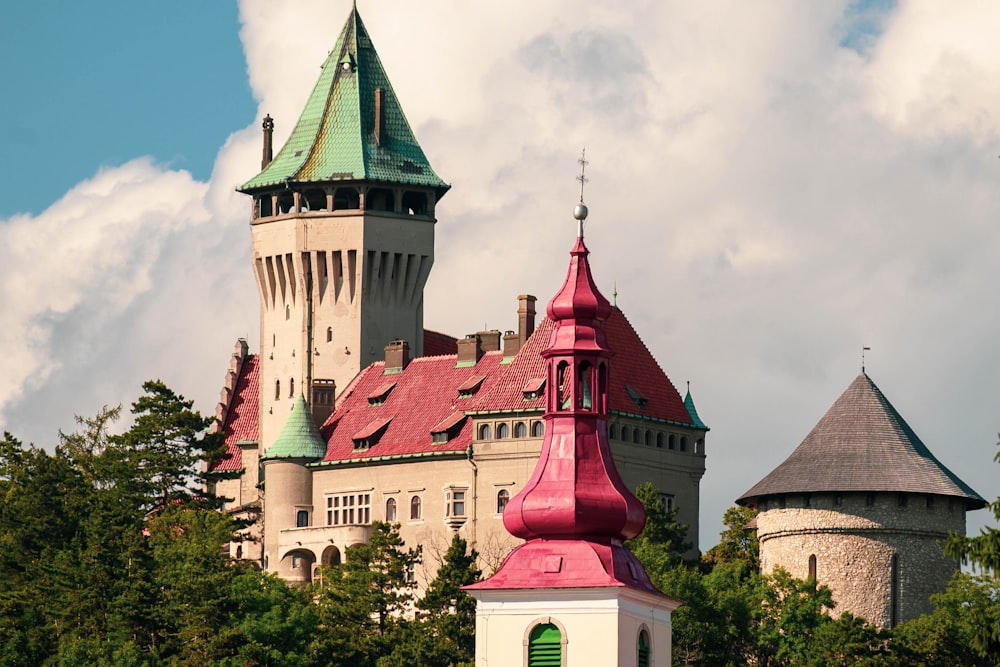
[326,492,372,526]
[445,487,469,525]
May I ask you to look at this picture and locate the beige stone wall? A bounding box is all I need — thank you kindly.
[757,492,966,626]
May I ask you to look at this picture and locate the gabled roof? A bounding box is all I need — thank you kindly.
[470,310,696,426]
[238,6,448,196]
[212,355,259,472]
[264,395,327,461]
[737,373,985,509]
[317,352,508,464]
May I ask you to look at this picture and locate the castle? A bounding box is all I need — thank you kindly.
[208,5,707,588]
[208,3,983,633]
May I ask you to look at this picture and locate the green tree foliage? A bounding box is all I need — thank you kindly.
[626,482,693,578]
[310,521,422,667]
[944,435,1000,576]
[702,505,760,570]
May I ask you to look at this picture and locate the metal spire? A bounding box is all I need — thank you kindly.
[573,149,589,237]
[862,346,871,373]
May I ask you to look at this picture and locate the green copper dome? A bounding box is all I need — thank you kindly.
[264,395,327,461]
[239,6,448,197]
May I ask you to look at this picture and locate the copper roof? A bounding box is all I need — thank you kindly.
[737,373,985,509]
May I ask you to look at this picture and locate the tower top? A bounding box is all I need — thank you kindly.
[238,5,449,198]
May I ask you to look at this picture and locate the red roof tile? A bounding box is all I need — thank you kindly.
[423,329,457,357]
[318,352,507,463]
[212,355,260,472]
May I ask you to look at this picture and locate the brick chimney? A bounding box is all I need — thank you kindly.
[477,329,501,352]
[310,378,336,428]
[384,339,411,373]
[503,330,519,357]
[518,294,536,348]
[457,334,484,366]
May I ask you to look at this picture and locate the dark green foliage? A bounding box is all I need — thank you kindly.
[626,482,693,579]
[702,505,760,570]
[944,435,1000,576]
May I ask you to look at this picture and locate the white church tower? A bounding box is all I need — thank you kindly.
[466,203,681,666]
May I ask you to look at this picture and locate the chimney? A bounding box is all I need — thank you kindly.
[457,334,484,366]
[384,339,410,373]
[261,115,274,169]
[503,330,519,357]
[518,294,536,348]
[477,329,501,352]
[310,378,336,429]
[374,88,385,146]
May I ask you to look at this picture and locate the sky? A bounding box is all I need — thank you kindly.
[1,0,999,550]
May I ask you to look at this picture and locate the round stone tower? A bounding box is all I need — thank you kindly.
[737,373,984,628]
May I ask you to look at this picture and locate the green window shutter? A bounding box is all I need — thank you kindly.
[528,623,562,666]
[637,630,650,667]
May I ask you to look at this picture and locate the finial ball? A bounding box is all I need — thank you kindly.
[573,203,589,221]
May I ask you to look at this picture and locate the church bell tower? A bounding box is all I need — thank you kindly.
[238,5,449,453]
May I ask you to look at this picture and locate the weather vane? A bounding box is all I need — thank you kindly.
[862,346,871,373]
[573,148,589,236]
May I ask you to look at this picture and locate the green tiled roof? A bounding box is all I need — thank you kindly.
[264,395,327,461]
[239,6,448,196]
[684,387,708,430]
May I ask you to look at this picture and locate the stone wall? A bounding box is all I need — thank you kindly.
[756,491,966,627]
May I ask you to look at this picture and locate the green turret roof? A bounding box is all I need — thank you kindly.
[684,385,708,430]
[239,6,448,197]
[264,395,327,461]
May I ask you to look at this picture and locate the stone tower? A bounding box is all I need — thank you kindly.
[737,373,985,627]
[467,208,680,666]
[237,5,449,456]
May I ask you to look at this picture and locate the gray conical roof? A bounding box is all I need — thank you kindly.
[737,374,985,510]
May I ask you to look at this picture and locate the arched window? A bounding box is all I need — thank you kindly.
[327,327,333,342]
[275,379,281,400]
[557,361,570,410]
[478,424,491,441]
[644,430,652,447]
[296,510,309,528]
[497,489,510,514]
[637,628,651,667]
[385,498,397,522]
[808,554,817,582]
[577,361,592,410]
[668,434,676,450]
[632,429,640,444]
[656,433,664,448]
[497,423,510,439]
[621,426,630,442]
[531,421,544,437]
[528,623,562,666]
[514,422,527,438]
[680,436,688,452]
[410,495,422,520]
[289,377,295,398]
[609,423,618,440]
[285,304,291,320]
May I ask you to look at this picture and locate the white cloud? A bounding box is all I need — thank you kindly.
[2,0,998,548]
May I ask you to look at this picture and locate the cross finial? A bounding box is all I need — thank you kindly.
[612,280,618,307]
[862,346,871,373]
[576,148,589,203]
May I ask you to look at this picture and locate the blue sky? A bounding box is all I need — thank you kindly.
[0,1,252,218]
[1,0,999,551]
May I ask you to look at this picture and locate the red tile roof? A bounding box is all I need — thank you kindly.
[423,329,458,356]
[470,309,692,425]
[212,355,260,472]
[318,352,507,463]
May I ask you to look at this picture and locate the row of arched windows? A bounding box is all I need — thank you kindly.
[478,420,544,441]
[382,490,513,521]
[254,186,432,219]
[609,423,700,452]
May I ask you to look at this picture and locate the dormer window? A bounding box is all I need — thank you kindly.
[625,385,648,410]
[367,382,396,406]
[523,377,545,401]
[457,375,485,399]
[430,412,466,444]
[352,417,392,450]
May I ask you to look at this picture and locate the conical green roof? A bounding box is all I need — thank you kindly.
[264,395,327,461]
[684,386,708,430]
[239,6,448,196]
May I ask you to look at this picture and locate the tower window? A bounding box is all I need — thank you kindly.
[656,433,664,448]
[668,434,676,450]
[644,430,652,446]
[897,494,908,508]
[621,426,630,442]
[327,327,333,343]
[496,423,509,439]
[890,554,900,628]
[497,489,510,514]
[528,623,563,666]
[808,554,817,582]
[637,628,651,667]
[632,429,640,444]
[834,494,843,507]
[275,379,281,400]
[289,377,295,398]
[680,436,688,452]
[609,423,618,439]
[866,492,876,506]
[478,424,491,441]
[514,422,527,438]
[296,510,309,528]
[285,304,291,320]
[531,421,544,438]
